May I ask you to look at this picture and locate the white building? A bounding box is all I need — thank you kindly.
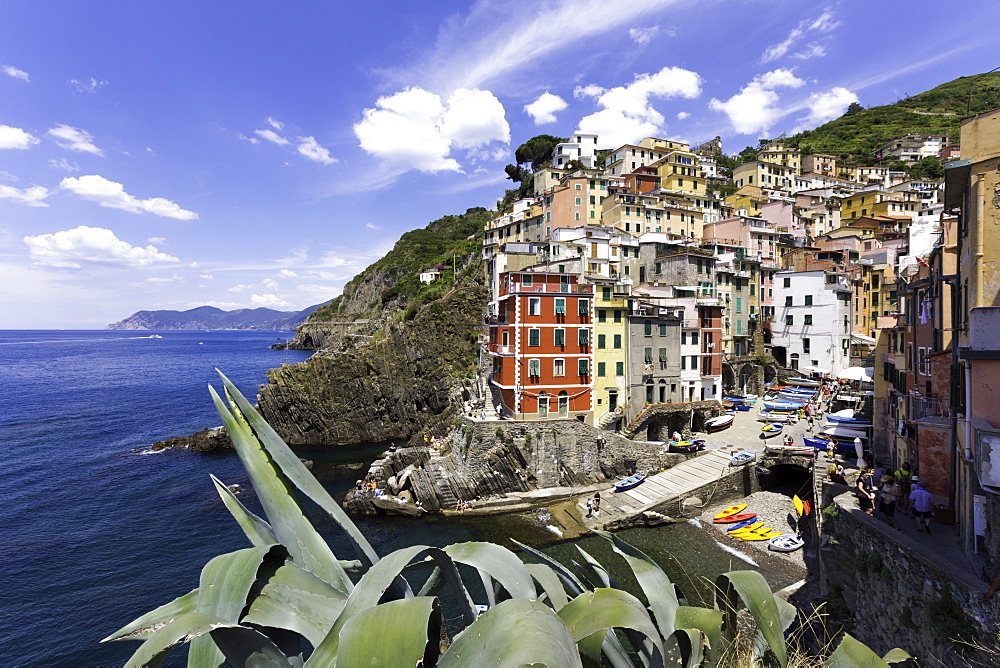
[552,133,602,169]
[771,269,853,376]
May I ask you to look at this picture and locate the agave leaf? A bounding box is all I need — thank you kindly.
[102,589,198,643]
[595,529,679,640]
[215,371,381,569]
[571,560,602,591]
[666,627,705,668]
[121,612,239,668]
[578,629,608,667]
[715,570,788,668]
[188,544,287,667]
[242,560,349,648]
[574,545,619,589]
[824,633,912,667]
[512,539,586,597]
[439,598,583,668]
[209,385,353,597]
[417,566,445,597]
[210,474,278,547]
[308,545,476,664]
[334,597,442,668]
[209,626,293,667]
[675,606,723,666]
[524,563,569,610]
[557,588,663,666]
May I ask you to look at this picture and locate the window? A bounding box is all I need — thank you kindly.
[602,287,611,301]
[577,299,589,316]
[681,332,687,344]
[783,277,791,288]
[613,334,622,349]
[658,347,667,362]
[614,310,622,323]
[803,338,810,353]
[528,359,540,377]
[691,356,698,369]
[655,262,661,273]
[597,362,606,377]
[805,295,813,306]
[575,197,582,205]
[616,361,624,376]
[681,356,686,370]
[597,309,606,323]
[528,298,540,316]
[598,334,606,349]
[735,298,742,314]
[785,296,793,307]
[528,329,540,346]
[553,359,565,376]
[804,314,813,325]
[578,328,589,346]
[644,320,652,335]
[554,328,565,346]
[644,347,653,363]
[691,332,699,344]
[555,298,566,315]
[659,324,667,336]
[578,359,589,376]
[522,274,533,286]
[785,315,794,325]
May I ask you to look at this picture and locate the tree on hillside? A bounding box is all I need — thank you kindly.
[504,164,529,182]
[844,101,864,116]
[514,134,566,170]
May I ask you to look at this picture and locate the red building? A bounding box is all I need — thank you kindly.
[488,271,594,420]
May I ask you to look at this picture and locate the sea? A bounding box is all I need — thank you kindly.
[0,329,798,666]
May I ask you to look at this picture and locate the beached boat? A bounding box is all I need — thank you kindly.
[713,503,748,520]
[668,442,700,453]
[786,377,821,388]
[826,415,872,426]
[735,404,752,411]
[761,423,784,437]
[614,473,647,492]
[803,436,854,452]
[705,414,735,432]
[739,529,784,541]
[712,512,757,524]
[730,450,757,465]
[763,401,805,411]
[757,411,796,423]
[821,426,869,440]
[768,534,805,552]
[764,444,814,457]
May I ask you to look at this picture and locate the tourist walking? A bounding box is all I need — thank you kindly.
[593,492,601,513]
[856,473,875,515]
[878,475,901,530]
[910,481,935,533]
[586,498,593,518]
[895,462,912,514]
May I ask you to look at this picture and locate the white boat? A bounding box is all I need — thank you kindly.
[768,534,805,552]
[730,450,756,465]
[705,414,735,432]
[757,411,796,423]
[785,377,821,388]
[821,426,869,440]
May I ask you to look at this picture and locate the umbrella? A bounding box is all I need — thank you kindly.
[837,367,873,382]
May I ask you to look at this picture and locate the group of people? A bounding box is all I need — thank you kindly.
[355,472,380,496]
[854,461,935,533]
[585,492,602,517]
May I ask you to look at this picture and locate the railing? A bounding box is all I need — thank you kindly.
[490,345,515,355]
[908,394,951,422]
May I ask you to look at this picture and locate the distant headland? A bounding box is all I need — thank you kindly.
[106,303,328,330]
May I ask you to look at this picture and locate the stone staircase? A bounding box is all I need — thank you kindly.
[596,408,623,430]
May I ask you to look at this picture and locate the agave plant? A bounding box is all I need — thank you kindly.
[104,370,910,667]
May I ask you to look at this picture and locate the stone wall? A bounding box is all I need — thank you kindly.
[818,487,1000,666]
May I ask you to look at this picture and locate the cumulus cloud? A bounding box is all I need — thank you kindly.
[250,293,291,309]
[60,174,199,220]
[354,86,509,172]
[524,92,568,125]
[69,77,108,93]
[23,226,180,268]
[49,157,80,171]
[628,26,660,45]
[0,125,39,150]
[200,273,214,280]
[795,86,859,130]
[265,117,283,130]
[255,128,289,145]
[2,65,29,82]
[364,223,381,230]
[297,136,336,164]
[676,111,690,120]
[761,8,840,63]
[147,236,167,244]
[278,269,298,278]
[262,278,279,290]
[575,66,701,146]
[147,274,183,284]
[48,124,103,155]
[0,184,49,207]
[708,68,805,135]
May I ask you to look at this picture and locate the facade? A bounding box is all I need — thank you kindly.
[771,269,853,375]
[551,132,602,169]
[874,133,950,162]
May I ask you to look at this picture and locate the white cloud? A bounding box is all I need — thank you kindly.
[23,226,180,269]
[795,86,860,131]
[265,117,283,130]
[364,223,381,230]
[60,174,199,220]
[708,68,805,135]
[262,278,279,290]
[69,77,108,93]
[629,26,660,45]
[278,269,299,278]
[228,283,254,292]
[147,236,167,244]
[0,184,49,207]
[255,128,289,145]
[0,125,39,150]
[47,124,103,155]
[297,136,337,164]
[49,157,80,171]
[200,273,214,280]
[575,66,702,146]
[676,111,690,120]
[239,133,260,145]
[524,92,568,125]
[761,8,840,63]
[354,86,509,172]
[250,293,291,309]
[147,274,183,284]
[2,65,29,82]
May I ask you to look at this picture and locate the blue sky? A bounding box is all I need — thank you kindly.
[1,0,997,328]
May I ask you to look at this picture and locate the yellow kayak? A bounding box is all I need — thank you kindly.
[728,521,766,536]
[793,495,804,517]
[740,529,784,541]
[714,503,748,520]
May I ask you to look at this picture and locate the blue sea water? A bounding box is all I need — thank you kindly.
[0,329,797,666]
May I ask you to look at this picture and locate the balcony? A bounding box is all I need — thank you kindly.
[907,394,951,425]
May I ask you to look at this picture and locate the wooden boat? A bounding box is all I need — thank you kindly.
[768,534,805,552]
[721,400,735,409]
[761,423,784,437]
[757,411,795,423]
[786,377,821,388]
[826,415,872,426]
[821,426,869,440]
[730,450,757,465]
[728,521,765,535]
[712,512,757,524]
[713,503,748,520]
[764,444,814,457]
[614,473,646,492]
[735,404,752,411]
[705,414,735,432]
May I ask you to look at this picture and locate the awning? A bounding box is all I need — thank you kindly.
[851,333,876,346]
[837,367,874,382]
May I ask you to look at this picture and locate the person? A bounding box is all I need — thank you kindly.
[593,492,601,513]
[827,464,848,485]
[672,431,682,442]
[826,439,835,460]
[910,481,934,533]
[424,433,430,445]
[878,474,901,530]
[872,460,885,485]
[495,404,502,419]
[895,463,912,514]
[586,498,593,518]
[856,472,875,515]
[807,414,814,433]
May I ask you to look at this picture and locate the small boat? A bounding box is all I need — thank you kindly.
[761,423,784,437]
[758,411,796,423]
[831,409,856,418]
[735,404,752,411]
[149,334,163,339]
[705,414,735,433]
[821,426,869,440]
[668,442,700,453]
[786,377,821,388]
[728,520,765,535]
[712,512,757,524]
[793,495,804,516]
[724,518,759,532]
[614,473,647,492]
[714,503,748,520]
[768,534,805,552]
[721,400,735,409]
[730,450,757,465]
[764,444,814,457]
[692,440,706,448]
[826,415,872,426]
[804,436,853,452]
[763,401,805,411]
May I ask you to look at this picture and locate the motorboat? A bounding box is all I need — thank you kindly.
[730,450,757,465]
[768,535,805,552]
[705,414,735,433]
[668,441,700,453]
[735,404,752,411]
[761,423,784,437]
[713,503,748,520]
[786,377,821,388]
[614,473,647,492]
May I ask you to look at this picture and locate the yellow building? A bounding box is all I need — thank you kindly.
[732,161,796,192]
[591,280,632,425]
[725,185,767,218]
[841,190,919,222]
[757,142,801,174]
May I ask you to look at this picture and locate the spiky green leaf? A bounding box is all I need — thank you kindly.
[444,541,536,600]
[715,570,788,668]
[102,589,198,643]
[557,588,663,665]
[675,605,724,666]
[210,474,278,547]
[524,563,569,610]
[825,633,912,667]
[512,539,586,597]
[335,597,442,668]
[121,613,238,668]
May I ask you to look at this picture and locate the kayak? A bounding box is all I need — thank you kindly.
[713,503,748,520]
[712,512,757,524]
[740,530,784,541]
[729,521,766,535]
[793,495,804,516]
[724,518,758,532]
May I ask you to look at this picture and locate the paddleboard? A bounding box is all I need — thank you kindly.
[713,503,748,520]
